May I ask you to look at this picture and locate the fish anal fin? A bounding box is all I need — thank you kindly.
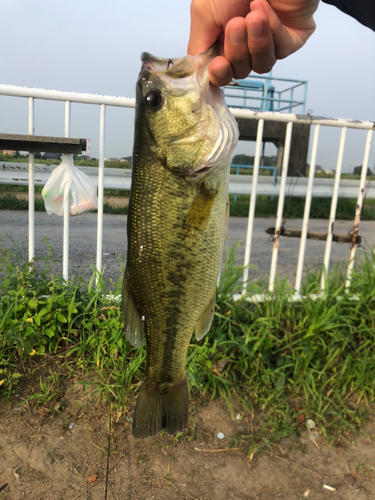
[195,289,216,341]
[122,275,144,348]
[132,378,189,438]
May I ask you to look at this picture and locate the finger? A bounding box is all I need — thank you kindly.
[224,18,252,80]
[188,0,221,56]
[208,56,234,87]
[251,0,316,59]
[246,5,276,74]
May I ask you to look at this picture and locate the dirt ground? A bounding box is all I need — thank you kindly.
[1,374,375,500]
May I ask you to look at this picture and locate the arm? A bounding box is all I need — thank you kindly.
[322,0,375,31]
[188,0,319,86]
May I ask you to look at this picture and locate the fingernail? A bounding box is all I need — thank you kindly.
[248,20,264,41]
[229,25,247,46]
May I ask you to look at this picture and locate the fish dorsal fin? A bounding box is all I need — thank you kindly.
[122,275,144,348]
[195,289,216,341]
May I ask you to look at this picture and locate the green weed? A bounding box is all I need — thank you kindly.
[230,195,375,220]
[0,239,375,445]
[22,371,63,409]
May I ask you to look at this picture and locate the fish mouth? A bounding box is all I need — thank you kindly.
[187,165,213,177]
[194,166,211,174]
[140,46,217,91]
[141,46,217,76]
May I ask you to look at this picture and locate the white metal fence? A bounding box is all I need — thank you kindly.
[0,83,374,298]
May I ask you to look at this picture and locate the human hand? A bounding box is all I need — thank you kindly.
[188,0,319,86]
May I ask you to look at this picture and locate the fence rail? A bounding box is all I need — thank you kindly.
[1,83,374,298]
[223,74,307,113]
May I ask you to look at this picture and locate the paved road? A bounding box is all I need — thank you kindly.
[1,210,374,287]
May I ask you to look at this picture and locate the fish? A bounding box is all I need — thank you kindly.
[122,47,238,438]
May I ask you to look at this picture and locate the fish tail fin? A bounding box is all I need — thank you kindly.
[132,378,189,438]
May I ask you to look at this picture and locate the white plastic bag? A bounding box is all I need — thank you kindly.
[42,154,98,216]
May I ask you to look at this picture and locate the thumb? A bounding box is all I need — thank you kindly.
[188,1,222,55]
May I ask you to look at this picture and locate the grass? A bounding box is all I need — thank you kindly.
[0,186,129,214]
[0,155,131,169]
[1,239,375,447]
[230,195,375,219]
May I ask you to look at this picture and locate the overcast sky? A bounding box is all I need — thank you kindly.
[1,0,374,172]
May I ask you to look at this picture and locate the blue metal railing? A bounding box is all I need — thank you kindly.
[224,74,307,114]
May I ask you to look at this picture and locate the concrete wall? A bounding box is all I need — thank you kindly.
[235,118,311,177]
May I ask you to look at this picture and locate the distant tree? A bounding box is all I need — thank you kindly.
[34,152,42,159]
[353,165,371,176]
[264,155,277,166]
[232,154,254,165]
[232,153,277,167]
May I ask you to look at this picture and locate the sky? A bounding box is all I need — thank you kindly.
[0,0,375,172]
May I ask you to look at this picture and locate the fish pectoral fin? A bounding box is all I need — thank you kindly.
[166,138,205,171]
[184,187,215,235]
[122,276,144,348]
[225,196,229,234]
[194,290,216,341]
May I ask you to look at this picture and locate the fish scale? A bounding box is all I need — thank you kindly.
[122,48,238,438]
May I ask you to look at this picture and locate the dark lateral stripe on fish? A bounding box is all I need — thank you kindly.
[159,269,187,384]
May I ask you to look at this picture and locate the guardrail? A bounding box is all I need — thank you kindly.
[2,161,374,199]
[0,83,374,299]
[230,164,277,203]
[231,164,278,183]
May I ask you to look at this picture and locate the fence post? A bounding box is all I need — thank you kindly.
[345,128,373,288]
[269,121,293,292]
[321,127,347,292]
[294,124,320,295]
[63,100,71,281]
[242,119,264,294]
[96,104,106,283]
[28,97,35,263]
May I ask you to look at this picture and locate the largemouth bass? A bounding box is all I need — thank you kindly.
[122,48,238,438]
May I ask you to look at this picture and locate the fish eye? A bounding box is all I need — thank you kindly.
[145,90,163,108]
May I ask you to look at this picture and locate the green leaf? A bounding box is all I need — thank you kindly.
[28,298,37,308]
[57,314,67,323]
[238,341,250,356]
[39,308,49,317]
[274,374,286,389]
[3,278,10,290]
[276,357,286,367]
[45,329,55,338]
